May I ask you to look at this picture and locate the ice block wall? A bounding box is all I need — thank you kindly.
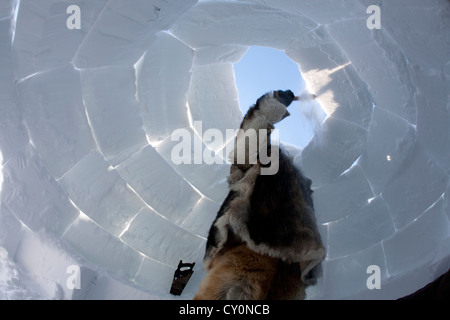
[0,0,449,299]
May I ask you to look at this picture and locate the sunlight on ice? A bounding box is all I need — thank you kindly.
[0,150,3,195]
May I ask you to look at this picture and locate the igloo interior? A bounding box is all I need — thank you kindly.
[0,0,449,300]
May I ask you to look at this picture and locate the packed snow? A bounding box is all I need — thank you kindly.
[0,0,449,299]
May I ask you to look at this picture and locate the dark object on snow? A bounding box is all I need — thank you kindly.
[399,268,450,300]
[170,260,195,296]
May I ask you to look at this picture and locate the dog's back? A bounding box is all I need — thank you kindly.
[193,244,278,300]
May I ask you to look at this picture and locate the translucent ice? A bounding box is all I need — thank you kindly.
[327,197,394,259]
[193,45,249,66]
[81,66,147,165]
[136,32,193,142]
[382,142,447,229]
[59,151,144,237]
[155,129,230,202]
[179,197,221,237]
[412,65,450,174]
[120,207,205,266]
[12,0,108,78]
[72,0,198,68]
[62,214,143,280]
[187,63,243,147]
[359,107,417,195]
[328,19,417,124]
[286,27,373,128]
[170,1,316,50]
[323,244,388,299]
[242,0,364,25]
[115,146,202,224]
[302,116,367,187]
[1,0,449,301]
[132,257,177,298]
[1,146,78,236]
[18,65,96,179]
[384,198,449,276]
[313,165,373,224]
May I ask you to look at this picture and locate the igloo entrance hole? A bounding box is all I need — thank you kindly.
[234,46,326,149]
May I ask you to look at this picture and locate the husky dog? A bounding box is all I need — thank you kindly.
[194,90,324,300]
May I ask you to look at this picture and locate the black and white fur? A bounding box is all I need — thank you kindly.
[195,90,324,300]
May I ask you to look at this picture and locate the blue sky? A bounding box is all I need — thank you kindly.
[233,46,316,149]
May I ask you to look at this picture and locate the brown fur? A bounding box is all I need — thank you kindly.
[194,243,306,300]
[195,244,274,300]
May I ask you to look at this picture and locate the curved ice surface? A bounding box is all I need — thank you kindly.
[0,0,449,300]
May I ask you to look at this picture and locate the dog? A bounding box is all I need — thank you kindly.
[194,90,324,300]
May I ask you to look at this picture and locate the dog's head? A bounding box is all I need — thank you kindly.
[274,90,298,107]
[256,90,298,125]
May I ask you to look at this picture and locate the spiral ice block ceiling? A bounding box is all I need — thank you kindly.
[0,0,449,299]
